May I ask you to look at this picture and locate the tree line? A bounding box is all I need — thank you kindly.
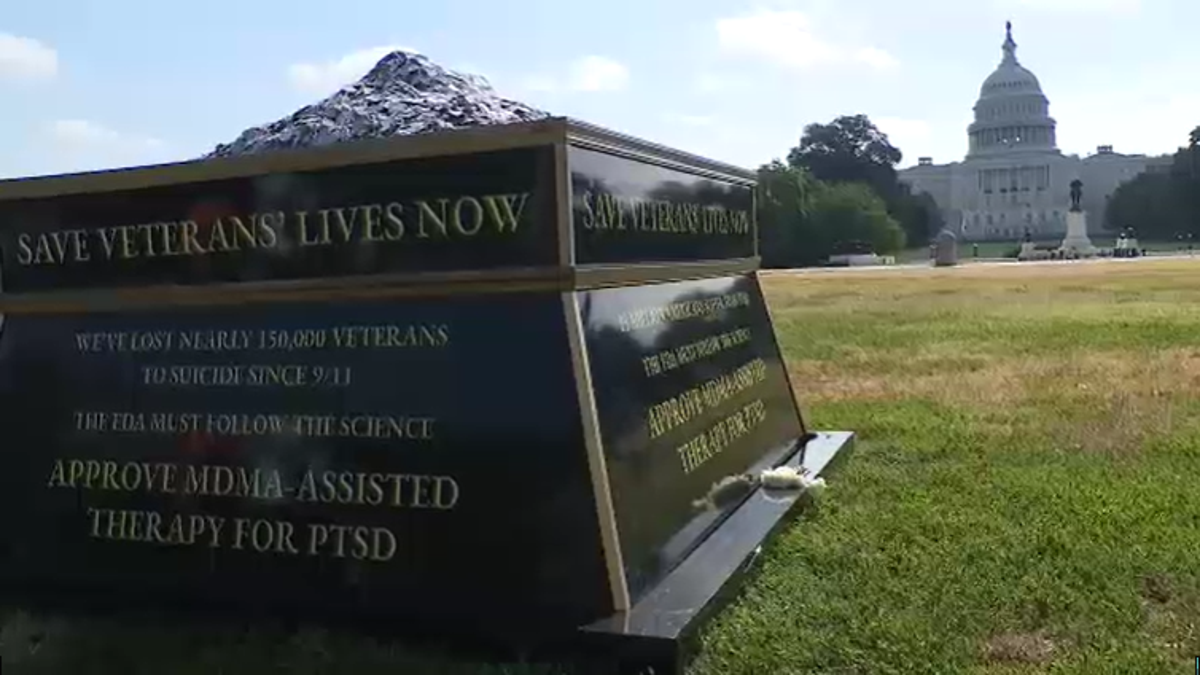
[756,114,944,268]
[1104,127,1200,240]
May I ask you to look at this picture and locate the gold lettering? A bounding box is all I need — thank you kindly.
[180,219,205,255]
[577,191,749,239]
[305,523,397,561]
[579,191,596,230]
[296,209,322,246]
[416,198,449,238]
[84,508,226,547]
[15,232,33,264]
[362,204,385,242]
[14,192,528,267]
[231,518,299,554]
[645,357,769,439]
[295,470,458,509]
[208,217,233,252]
[13,228,93,265]
[453,196,484,236]
[65,466,420,562]
[480,193,527,233]
[383,202,405,239]
[616,291,752,333]
[642,327,754,378]
[675,398,770,475]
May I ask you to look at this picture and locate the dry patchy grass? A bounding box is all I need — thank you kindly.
[690,259,1200,675]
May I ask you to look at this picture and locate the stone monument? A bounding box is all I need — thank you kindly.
[1060,178,1096,256]
[933,229,959,266]
[0,118,854,674]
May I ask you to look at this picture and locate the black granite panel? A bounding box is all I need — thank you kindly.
[0,292,612,629]
[569,146,755,265]
[577,274,804,598]
[0,146,558,292]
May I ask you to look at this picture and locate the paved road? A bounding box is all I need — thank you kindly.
[766,253,1200,275]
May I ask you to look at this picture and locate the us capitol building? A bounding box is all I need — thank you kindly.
[899,23,1167,242]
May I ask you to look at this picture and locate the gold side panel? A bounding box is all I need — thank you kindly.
[754,270,809,433]
[0,259,762,315]
[573,257,759,290]
[0,267,572,315]
[751,185,760,259]
[565,120,756,184]
[553,141,573,267]
[562,291,630,612]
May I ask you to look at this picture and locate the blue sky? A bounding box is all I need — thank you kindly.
[2,0,1197,179]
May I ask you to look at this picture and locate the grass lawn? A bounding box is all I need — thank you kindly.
[703,259,1200,675]
[7,259,1200,673]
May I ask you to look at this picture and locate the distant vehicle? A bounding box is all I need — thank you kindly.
[829,240,875,256]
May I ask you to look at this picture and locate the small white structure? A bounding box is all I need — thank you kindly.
[828,253,895,267]
[1114,230,1141,257]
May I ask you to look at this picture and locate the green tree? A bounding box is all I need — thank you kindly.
[756,161,821,268]
[892,185,946,244]
[1105,126,1200,238]
[1179,126,1200,232]
[786,113,938,246]
[1105,172,1179,237]
[809,181,906,255]
[787,114,902,202]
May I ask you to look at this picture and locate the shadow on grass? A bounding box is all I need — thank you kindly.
[0,609,577,675]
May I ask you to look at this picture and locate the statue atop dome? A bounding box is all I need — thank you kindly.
[1002,21,1018,64]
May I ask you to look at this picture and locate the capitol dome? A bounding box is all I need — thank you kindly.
[966,23,1058,157]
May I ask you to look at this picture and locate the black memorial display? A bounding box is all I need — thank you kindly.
[0,118,854,674]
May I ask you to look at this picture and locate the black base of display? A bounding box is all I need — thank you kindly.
[569,430,856,675]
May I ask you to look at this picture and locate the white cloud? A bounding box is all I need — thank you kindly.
[519,56,629,94]
[1055,92,1200,158]
[288,44,416,96]
[875,117,932,156]
[0,33,57,82]
[567,56,629,92]
[715,10,897,70]
[45,120,172,172]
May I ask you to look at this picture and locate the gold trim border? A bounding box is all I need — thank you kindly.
[552,141,573,267]
[0,266,570,313]
[0,259,760,314]
[754,271,810,434]
[566,120,756,184]
[574,257,758,290]
[562,291,630,612]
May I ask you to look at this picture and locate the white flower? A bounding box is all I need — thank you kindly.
[760,466,826,492]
